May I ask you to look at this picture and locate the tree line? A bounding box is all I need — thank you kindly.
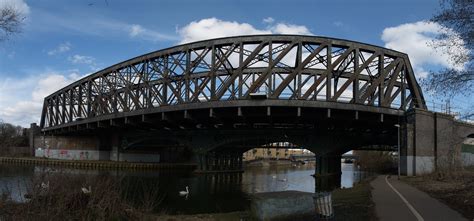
[0,120,29,154]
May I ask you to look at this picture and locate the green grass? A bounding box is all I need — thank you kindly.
[332,180,377,221]
[150,178,379,221]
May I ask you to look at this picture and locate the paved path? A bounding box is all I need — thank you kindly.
[370,175,467,221]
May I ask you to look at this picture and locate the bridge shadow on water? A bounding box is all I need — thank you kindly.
[0,162,365,215]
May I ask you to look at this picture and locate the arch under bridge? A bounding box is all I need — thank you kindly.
[32,35,473,176]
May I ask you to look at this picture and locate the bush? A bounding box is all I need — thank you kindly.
[354,151,396,173]
[0,170,163,220]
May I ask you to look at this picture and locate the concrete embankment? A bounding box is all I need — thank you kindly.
[244,159,314,168]
[0,157,197,170]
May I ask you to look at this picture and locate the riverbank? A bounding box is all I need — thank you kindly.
[1,161,370,220]
[151,211,248,221]
[0,157,196,170]
[402,166,474,219]
[332,178,377,220]
[149,178,377,221]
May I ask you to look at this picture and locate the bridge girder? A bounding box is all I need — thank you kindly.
[40,35,427,130]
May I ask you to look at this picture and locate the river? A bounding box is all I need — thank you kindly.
[0,162,363,214]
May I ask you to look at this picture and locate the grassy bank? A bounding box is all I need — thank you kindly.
[0,171,162,220]
[332,178,377,221]
[151,179,378,221]
[402,167,474,219]
[0,163,376,220]
[151,212,248,221]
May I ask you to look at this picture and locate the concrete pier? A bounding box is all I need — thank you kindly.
[401,109,474,175]
[251,191,315,220]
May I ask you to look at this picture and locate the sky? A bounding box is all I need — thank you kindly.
[0,0,471,127]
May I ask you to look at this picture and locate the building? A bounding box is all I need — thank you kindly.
[243,146,313,161]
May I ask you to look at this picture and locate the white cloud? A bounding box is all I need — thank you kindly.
[47,42,71,55]
[271,23,312,35]
[126,23,176,41]
[333,21,343,27]
[381,21,468,78]
[0,0,30,16]
[129,24,144,37]
[178,17,313,44]
[30,9,177,42]
[67,54,99,71]
[68,54,94,65]
[178,18,270,44]
[0,70,84,127]
[263,17,274,24]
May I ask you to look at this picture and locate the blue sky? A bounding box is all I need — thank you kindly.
[0,0,471,126]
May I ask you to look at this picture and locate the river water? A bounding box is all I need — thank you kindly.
[0,162,363,214]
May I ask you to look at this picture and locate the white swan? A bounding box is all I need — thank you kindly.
[81,186,91,194]
[272,175,277,179]
[179,186,189,196]
[41,181,49,189]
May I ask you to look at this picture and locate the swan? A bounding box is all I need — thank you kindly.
[81,186,91,194]
[272,175,277,179]
[179,186,189,196]
[41,181,49,189]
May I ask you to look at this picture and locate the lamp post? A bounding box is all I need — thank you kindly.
[394,124,400,180]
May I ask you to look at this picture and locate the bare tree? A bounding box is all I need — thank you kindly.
[423,0,473,119]
[424,0,473,95]
[0,5,25,41]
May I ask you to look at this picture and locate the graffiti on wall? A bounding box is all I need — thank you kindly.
[36,149,93,160]
[79,151,90,160]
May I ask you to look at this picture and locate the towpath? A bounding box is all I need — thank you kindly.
[370,175,467,221]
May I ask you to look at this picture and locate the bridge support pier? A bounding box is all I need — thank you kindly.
[314,154,341,177]
[401,109,474,176]
[313,154,341,192]
[195,151,243,173]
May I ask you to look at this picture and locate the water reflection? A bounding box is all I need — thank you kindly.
[0,163,362,214]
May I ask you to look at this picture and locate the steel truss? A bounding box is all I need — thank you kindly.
[40,35,427,129]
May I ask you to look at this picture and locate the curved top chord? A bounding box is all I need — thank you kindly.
[40,35,427,129]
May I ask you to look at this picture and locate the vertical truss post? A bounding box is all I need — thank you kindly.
[61,93,66,124]
[268,41,273,95]
[238,42,243,99]
[87,81,92,117]
[211,45,216,100]
[326,44,332,101]
[78,84,83,117]
[378,54,384,106]
[69,89,73,123]
[296,42,302,98]
[353,48,360,103]
[185,50,190,102]
[163,55,169,105]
